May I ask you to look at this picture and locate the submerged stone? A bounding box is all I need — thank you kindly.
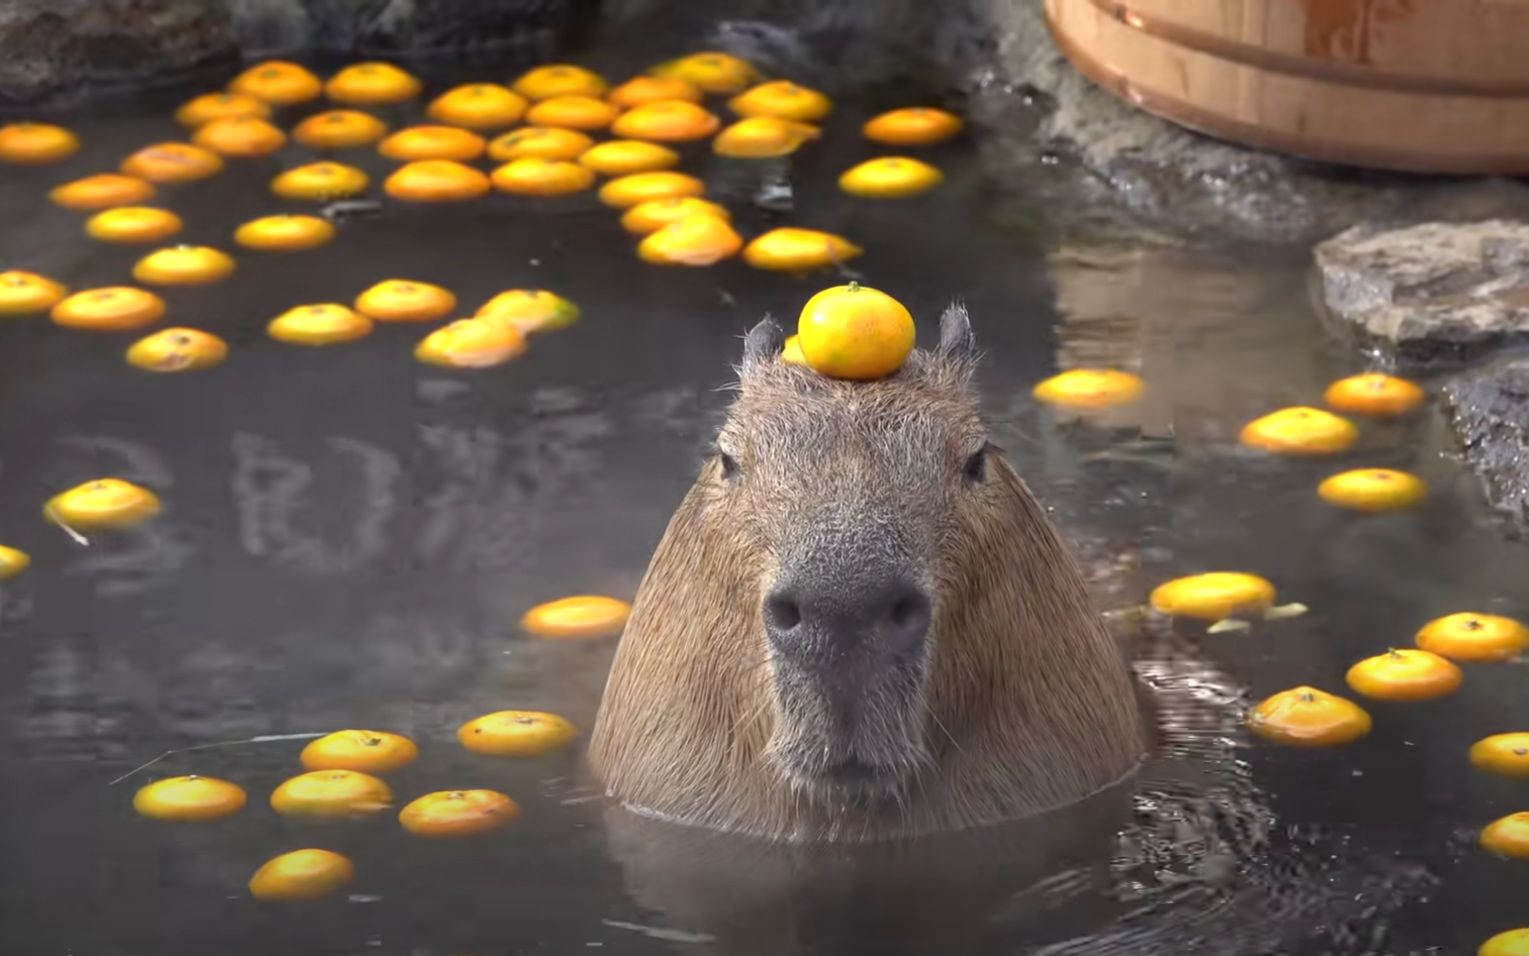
[1443,358,1529,534]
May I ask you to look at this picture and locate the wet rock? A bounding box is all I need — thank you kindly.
[1443,358,1529,531]
[1314,221,1529,363]
[229,0,593,58]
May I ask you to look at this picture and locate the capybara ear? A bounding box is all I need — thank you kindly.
[742,315,786,369]
[938,301,976,359]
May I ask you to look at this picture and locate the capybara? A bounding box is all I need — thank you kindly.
[590,305,1146,842]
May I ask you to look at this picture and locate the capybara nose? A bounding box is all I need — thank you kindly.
[764,577,931,661]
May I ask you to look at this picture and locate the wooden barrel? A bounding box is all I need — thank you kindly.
[1045,0,1529,174]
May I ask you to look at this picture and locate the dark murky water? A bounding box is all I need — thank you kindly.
[1,22,1527,956]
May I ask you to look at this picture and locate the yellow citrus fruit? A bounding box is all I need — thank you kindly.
[269,770,393,817]
[1481,813,1529,859]
[1344,648,1462,701]
[1480,929,1529,956]
[378,125,486,162]
[398,789,520,837]
[49,173,156,210]
[744,227,862,272]
[713,117,820,158]
[300,730,419,774]
[795,282,913,380]
[354,279,456,322]
[229,60,322,105]
[415,318,527,369]
[521,595,632,639]
[458,711,577,757]
[1323,373,1425,417]
[248,849,354,901]
[45,478,161,530]
[325,61,422,105]
[1148,571,1276,621]
[292,110,390,149]
[649,52,760,94]
[610,99,721,142]
[487,126,594,162]
[1032,368,1145,411]
[0,270,68,315]
[1471,733,1529,778]
[267,304,374,346]
[0,545,30,580]
[271,161,370,201]
[384,160,492,202]
[85,207,183,245]
[132,245,236,286]
[427,83,528,129]
[608,75,703,108]
[50,287,165,331]
[125,328,229,373]
[637,214,744,266]
[782,334,807,365]
[862,107,964,147]
[838,156,943,198]
[490,157,595,197]
[133,775,246,821]
[512,64,608,101]
[526,94,619,130]
[577,140,680,176]
[0,121,81,164]
[1247,686,1372,747]
[1416,612,1529,662]
[120,142,225,183]
[192,116,287,157]
[1239,406,1358,456]
[175,91,271,127]
[598,170,705,208]
[234,214,336,252]
[1317,468,1427,512]
[729,80,832,123]
[475,289,581,334]
[619,197,730,235]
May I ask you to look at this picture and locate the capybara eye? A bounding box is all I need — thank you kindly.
[962,446,987,485]
[718,451,740,480]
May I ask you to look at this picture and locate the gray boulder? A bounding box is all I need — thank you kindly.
[1443,359,1529,532]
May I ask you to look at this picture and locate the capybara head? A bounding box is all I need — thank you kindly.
[590,305,1146,842]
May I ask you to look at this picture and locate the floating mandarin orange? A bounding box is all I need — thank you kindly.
[1471,733,1529,778]
[192,116,287,157]
[729,80,832,123]
[1239,407,1358,456]
[577,140,679,177]
[610,99,721,142]
[1032,368,1145,411]
[1247,686,1371,747]
[521,595,631,639]
[619,197,730,235]
[354,279,456,322]
[743,227,862,272]
[132,245,236,286]
[475,289,581,334]
[325,61,421,105]
[234,214,336,252]
[1416,612,1529,662]
[229,60,322,105]
[378,125,486,162]
[119,142,224,183]
[175,91,271,127]
[1480,929,1529,956]
[427,83,528,129]
[1149,571,1276,621]
[458,711,577,757]
[782,334,807,365]
[1481,813,1529,859]
[399,789,520,837]
[862,107,964,147]
[526,95,619,131]
[49,173,156,210]
[248,849,354,901]
[839,156,943,198]
[269,770,393,817]
[384,160,491,202]
[0,270,68,315]
[512,63,607,101]
[0,546,30,581]
[1323,373,1425,417]
[649,52,760,94]
[45,478,161,530]
[486,126,593,162]
[301,730,418,774]
[608,75,703,108]
[0,121,80,164]
[292,109,390,149]
[133,775,246,821]
[637,214,744,266]
[271,161,369,201]
[598,170,705,208]
[490,157,595,197]
[1317,468,1427,512]
[51,287,165,331]
[125,328,229,373]
[415,318,527,368]
[267,303,373,346]
[713,117,819,158]
[1344,648,1462,701]
[85,206,183,245]
[795,282,914,380]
